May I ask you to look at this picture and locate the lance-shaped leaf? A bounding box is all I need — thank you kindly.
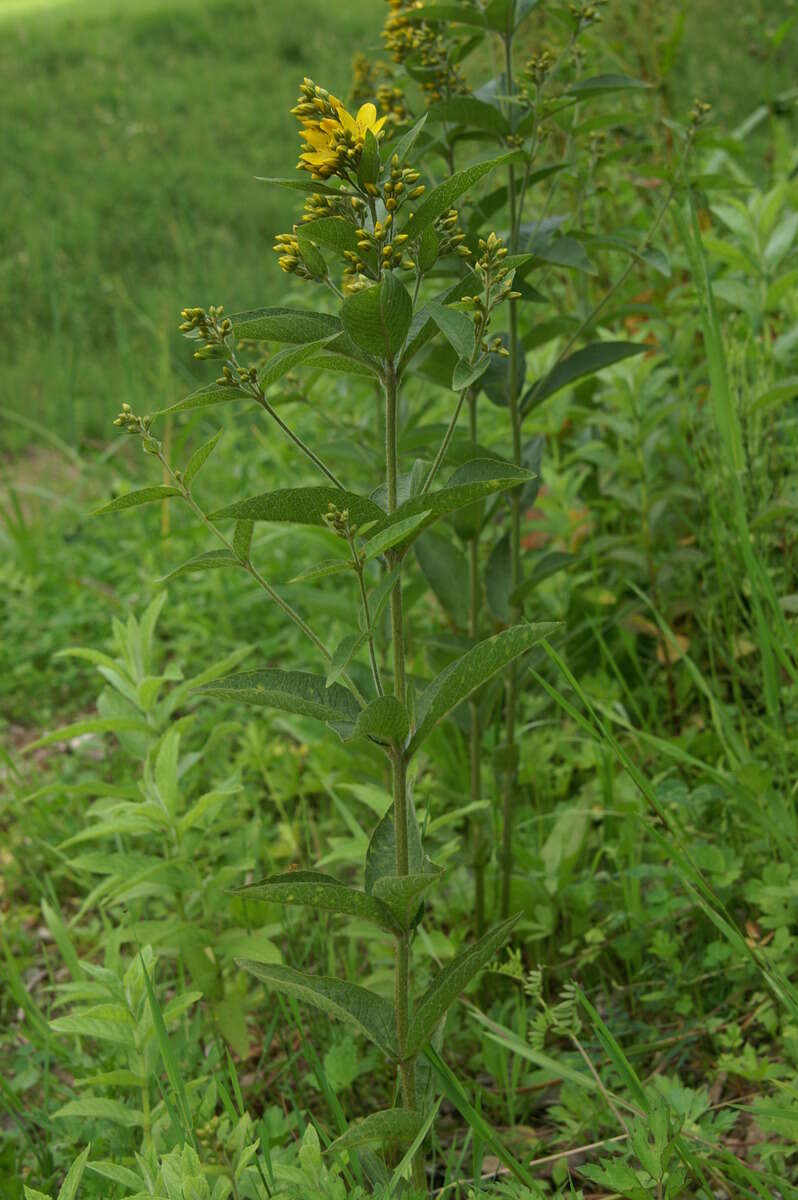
[349,696,410,744]
[256,176,345,196]
[289,558,351,584]
[373,871,442,929]
[365,795,429,895]
[341,272,413,358]
[378,459,534,542]
[407,623,558,756]
[238,961,397,1057]
[521,341,647,416]
[426,96,511,137]
[405,913,520,1056]
[229,306,342,344]
[327,1109,425,1154]
[426,300,476,361]
[361,510,431,560]
[415,530,469,627]
[568,73,650,97]
[236,871,400,933]
[510,551,576,605]
[299,217,361,256]
[201,669,360,730]
[210,486,384,528]
[183,429,223,486]
[403,3,488,26]
[158,549,241,582]
[327,632,367,687]
[93,486,181,516]
[402,152,518,242]
[154,340,335,417]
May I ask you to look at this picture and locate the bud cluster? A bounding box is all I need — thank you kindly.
[273,231,321,280]
[291,77,339,126]
[461,233,521,355]
[323,502,360,543]
[215,363,258,391]
[569,0,608,29]
[113,403,160,456]
[435,207,471,260]
[689,99,712,130]
[524,49,554,89]
[179,305,232,356]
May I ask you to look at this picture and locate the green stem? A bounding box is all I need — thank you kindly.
[501,29,523,918]
[468,389,486,938]
[384,358,425,1192]
[258,396,346,489]
[158,448,368,708]
[351,538,384,697]
[224,341,346,489]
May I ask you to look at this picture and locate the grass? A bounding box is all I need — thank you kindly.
[1,0,795,450]
[0,0,383,447]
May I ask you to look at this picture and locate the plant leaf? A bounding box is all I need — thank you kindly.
[183,429,222,487]
[201,669,360,731]
[327,632,367,687]
[54,1098,144,1128]
[341,273,413,359]
[425,96,510,136]
[256,176,345,196]
[373,872,441,929]
[402,152,518,241]
[237,962,397,1057]
[350,696,410,744]
[426,300,476,361]
[361,511,431,560]
[210,486,383,528]
[233,519,254,561]
[93,486,181,516]
[158,549,240,582]
[568,73,650,96]
[229,306,342,344]
[299,217,361,257]
[327,1108,425,1154]
[365,797,428,895]
[57,1145,91,1200]
[521,341,648,416]
[405,913,520,1056]
[236,871,400,933]
[408,623,557,756]
[415,530,469,627]
[380,459,534,541]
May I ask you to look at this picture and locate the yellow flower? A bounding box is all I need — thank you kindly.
[297,96,389,180]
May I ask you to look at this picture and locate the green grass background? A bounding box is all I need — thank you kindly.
[0,0,794,448]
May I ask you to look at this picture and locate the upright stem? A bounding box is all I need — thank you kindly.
[501,29,523,918]
[384,357,424,1191]
[468,389,486,937]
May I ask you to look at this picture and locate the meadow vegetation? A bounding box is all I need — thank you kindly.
[2,1,798,1198]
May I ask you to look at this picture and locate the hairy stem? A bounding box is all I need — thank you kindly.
[156,447,368,707]
[385,358,425,1192]
[501,28,523,918]
[468,389,486,937]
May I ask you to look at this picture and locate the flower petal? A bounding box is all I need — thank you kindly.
[356,102,378,128]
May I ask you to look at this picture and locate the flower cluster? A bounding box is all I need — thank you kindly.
[382,0,470,106]
[292,77,389,180]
